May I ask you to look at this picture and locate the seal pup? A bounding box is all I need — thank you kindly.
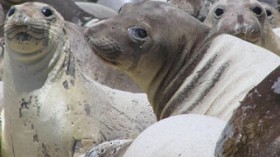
[85,1,280,120]
[215,65,280,157]
[2,2,156,157]
[0,0,95,25]
[204,0,280,55]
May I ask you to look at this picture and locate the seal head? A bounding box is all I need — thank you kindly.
[85,1,213,119]
[204,0,266,43]
[4,2,66,92]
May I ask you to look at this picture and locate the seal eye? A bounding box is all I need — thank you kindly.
[251,6,263,17]
[128,27,149,44]
[214,8,224,18]
[41,7,53,17]
[134,28,148,39]
[7,7,16,17]
[266,9,272,17]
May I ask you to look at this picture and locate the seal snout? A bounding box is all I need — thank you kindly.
[84,23,122,64]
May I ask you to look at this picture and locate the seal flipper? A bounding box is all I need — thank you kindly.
[85,139,132,157]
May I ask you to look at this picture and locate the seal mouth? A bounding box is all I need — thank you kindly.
[6,25,46,40]
[5,25,47,54]
[234,31,260,43]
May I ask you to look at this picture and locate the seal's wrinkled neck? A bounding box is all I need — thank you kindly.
[146,23,214,120]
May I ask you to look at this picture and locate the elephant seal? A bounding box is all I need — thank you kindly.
[204,0,280,55]
[85,1,280,120]
[123,114,226,157]
[0,0,95,25]
[2,2,156,157]
[215,65,280,157]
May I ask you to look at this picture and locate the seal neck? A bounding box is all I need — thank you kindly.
[148,27,219,120]
[4,33,68,93]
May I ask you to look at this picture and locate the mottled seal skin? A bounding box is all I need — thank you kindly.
[85,1,280,121]
[215,65,280,157]
[0,0,95,25]
[2,2,155,157]
[204,0,280,55]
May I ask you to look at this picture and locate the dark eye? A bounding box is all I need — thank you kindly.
[128,27,148,44]
[41,7,53,17]
[252,6,263,16]
[266,9,272,16]
[134,28,148,39]
[214,8,224,18]
[7,7,16,17]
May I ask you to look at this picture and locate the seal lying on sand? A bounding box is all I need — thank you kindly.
[204,0,280,55]
[215,65,280,157]
[2,2,155,157]
[85,1,280,121]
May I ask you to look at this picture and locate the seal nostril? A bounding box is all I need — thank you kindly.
[41,6,53,17]
[214,8,224,18]
[252,6,263,16]
[266,9,272,17]
[7,7,16,17]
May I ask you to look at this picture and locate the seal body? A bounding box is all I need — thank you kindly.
[215,65,280,157]
[123,114,226,157]
[85,1,280,121]
[2,2,155,157]
[204,0,280,55]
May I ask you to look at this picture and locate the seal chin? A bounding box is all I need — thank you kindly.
[235,31,260,43]
[7,32,45,54]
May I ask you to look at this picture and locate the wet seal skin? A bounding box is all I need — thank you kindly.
[204,0,280,55]
[2,2,155,157]
[85,1,280,121]
[215,65,280,157]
